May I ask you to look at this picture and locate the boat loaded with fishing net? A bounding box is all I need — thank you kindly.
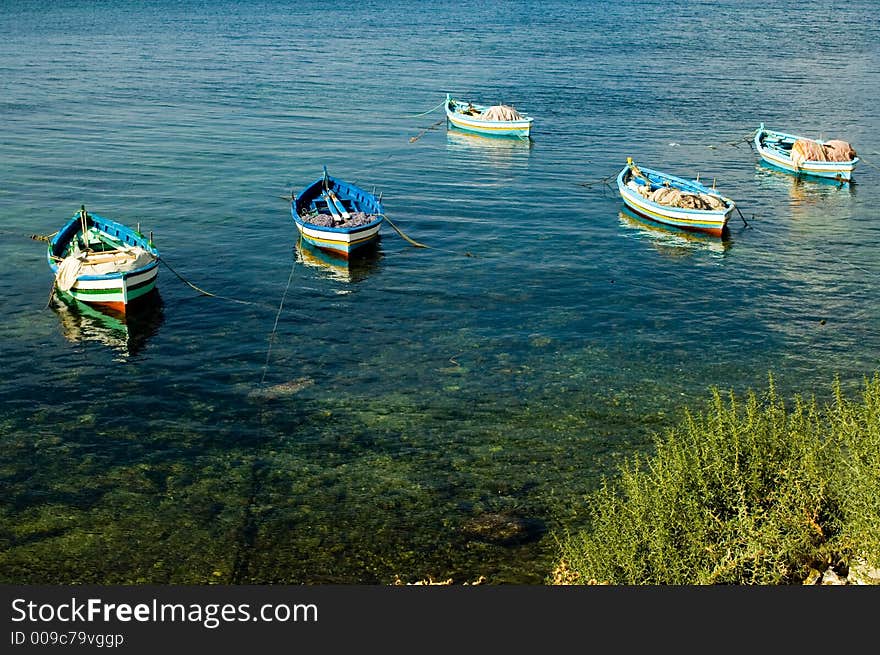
[444,93,533,138]
[616,158,736,237]
[290,167,385,258]
[753,123,859,182]
[47,206,160,313]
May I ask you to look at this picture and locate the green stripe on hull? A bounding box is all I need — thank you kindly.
[70,280,157,302]
[72,286,125,297]
[126,282,158,301]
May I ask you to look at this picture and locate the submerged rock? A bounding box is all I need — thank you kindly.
[248,377,315,400]
[460,511,546,546]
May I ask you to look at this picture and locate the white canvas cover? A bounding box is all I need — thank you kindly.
[55,247,154,289]
[55,254,84,291]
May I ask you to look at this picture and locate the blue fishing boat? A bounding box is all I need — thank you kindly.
[445,93,533,139]
[617,158,736,237]
[47,206,160,313]
[291,167,385,258]
[753,123,859,182]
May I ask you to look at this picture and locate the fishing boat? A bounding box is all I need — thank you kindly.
[445,93,533,139]
[291,167,384,258]
[753,123,859,182]
[616,158,736,237]
[47,206,160,313]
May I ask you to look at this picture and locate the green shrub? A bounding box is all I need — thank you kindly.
[553,375,880,585]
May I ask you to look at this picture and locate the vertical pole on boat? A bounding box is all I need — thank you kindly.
[79,205,89,251]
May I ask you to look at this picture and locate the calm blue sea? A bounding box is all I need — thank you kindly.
[1,0,878,584]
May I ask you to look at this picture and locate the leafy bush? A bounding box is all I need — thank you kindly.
[553,375,880,584]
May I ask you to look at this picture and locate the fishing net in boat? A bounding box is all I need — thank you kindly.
[791,138,857,165]
[302,212,378,228]
[480,105,523,121]
[822,140,857,161]
[627,180,726,211]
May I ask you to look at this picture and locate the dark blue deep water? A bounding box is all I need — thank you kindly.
[1,0,878,583]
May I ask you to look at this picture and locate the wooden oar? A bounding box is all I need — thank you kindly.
[320,190,344,224]
[325,189,351,221]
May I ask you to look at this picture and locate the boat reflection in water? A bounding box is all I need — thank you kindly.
[295,238,382,285]
[755,162,855,201]
[618,207,731,257]
[445,128,533,169]
[754,163,856,228]
[50,288,164,358]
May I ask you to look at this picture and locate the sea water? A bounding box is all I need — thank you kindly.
[0,0,878,583]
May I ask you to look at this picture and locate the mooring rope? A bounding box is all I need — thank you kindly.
[409,117,446,143]
[746,220,871,276]
[45,280,57,309]
[856,154,880,172]
[229,240,302,583]
[381,213,475,258]
[259,246,299,386]
[404,99,446,118]
[159,257,255,306]
[578,174,615,189]
[724,133,756,149]
[380,214,428,249]
[662,132,755,150]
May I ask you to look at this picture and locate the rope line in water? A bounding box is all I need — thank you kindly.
[578,175,615,189]
[159,257,255,306]
[745,220,872,276]
[230,239,302,583]
[856,154,880,172]
[259,243,300,386]
[380,213,428,249]
[45,280,57,309]
[403,99,446,118]
[381,214,475,257]
[661,133,755,150]
[726,133,756,149]
[409,117,446,143]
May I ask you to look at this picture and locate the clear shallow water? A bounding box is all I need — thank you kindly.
[1,0,878,584]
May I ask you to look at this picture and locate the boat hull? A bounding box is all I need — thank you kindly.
[292,218,382,257]
[292,170,384,259]
[445,94,532,138]
[59,264,159,313]
[47,210,160,314]
[754,124,858,182]
[616,164,734,237]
